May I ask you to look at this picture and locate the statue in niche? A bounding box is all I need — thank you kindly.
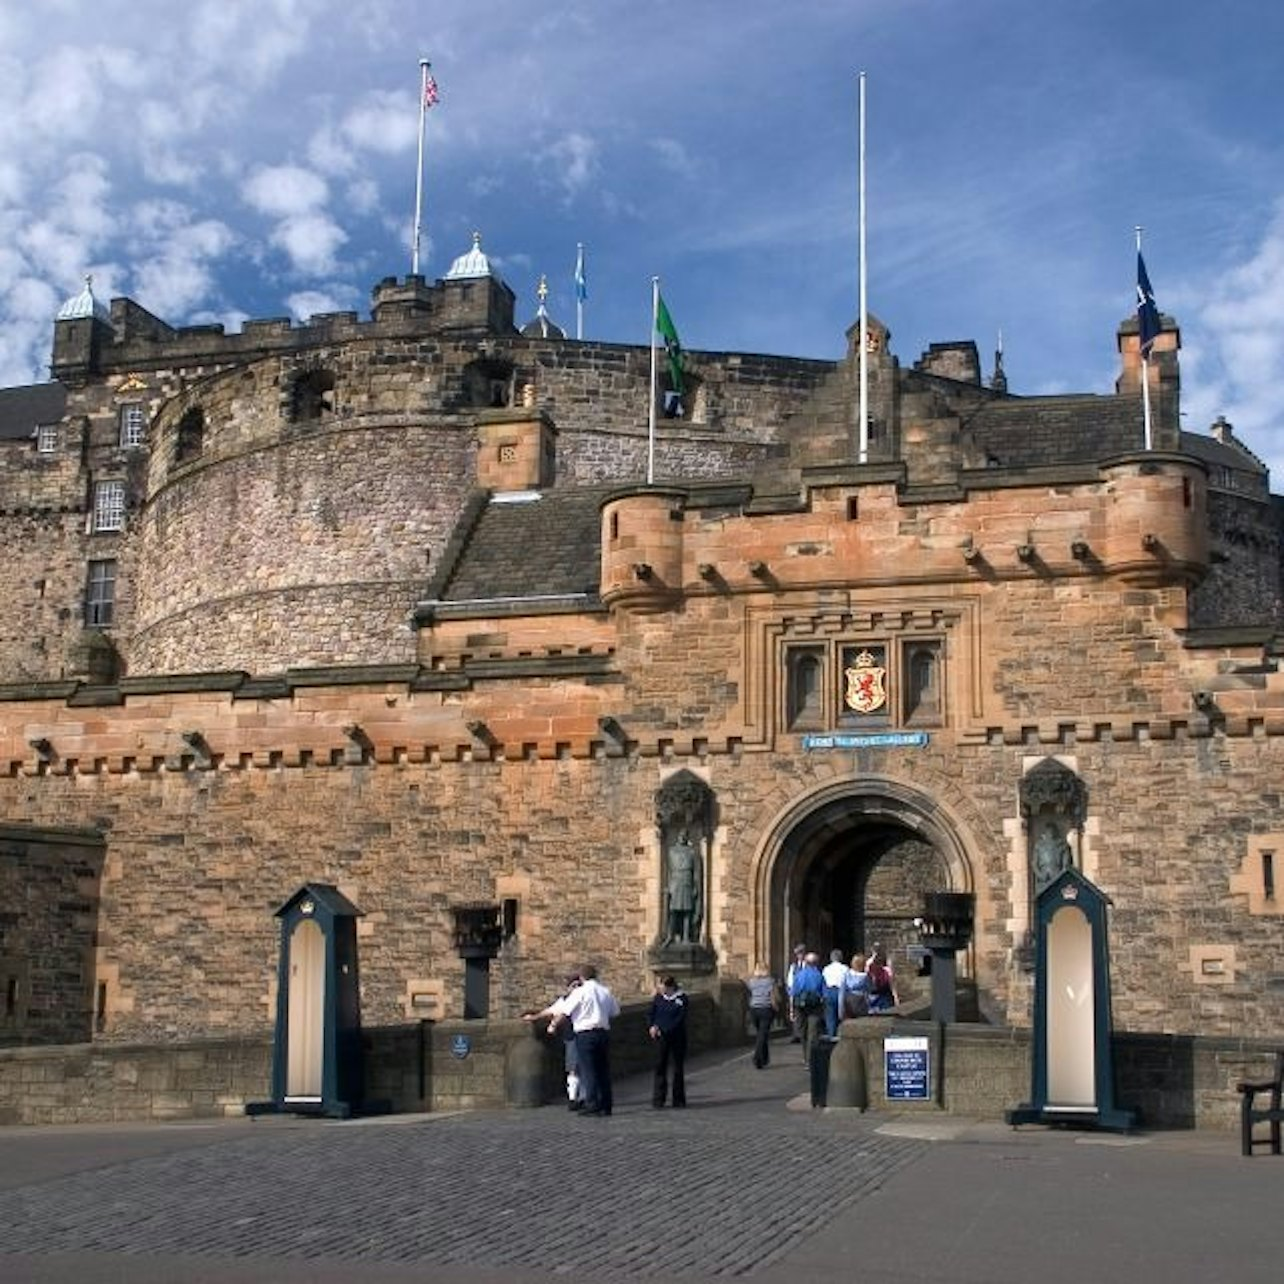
[1032,819,1072,890]
[664,829,703,945]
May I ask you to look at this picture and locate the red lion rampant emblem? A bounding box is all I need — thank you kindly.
[844,649,887,714]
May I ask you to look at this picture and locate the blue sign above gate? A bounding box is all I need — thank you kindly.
[802,731,930,751]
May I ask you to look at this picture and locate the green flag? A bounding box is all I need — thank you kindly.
[656,294,684,411]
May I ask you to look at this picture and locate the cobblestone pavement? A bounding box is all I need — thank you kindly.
[0,1045,927,1282]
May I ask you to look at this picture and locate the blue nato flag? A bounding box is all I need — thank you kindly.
[1136,252,1161,355]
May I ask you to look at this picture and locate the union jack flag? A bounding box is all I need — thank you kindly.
[423,72,439,109]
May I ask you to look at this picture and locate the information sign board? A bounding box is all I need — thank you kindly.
[884,1035,930,1100]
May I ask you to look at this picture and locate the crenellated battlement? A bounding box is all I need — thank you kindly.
[52,272,519,384]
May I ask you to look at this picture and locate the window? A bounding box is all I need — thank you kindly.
[289,369,335,422]
[786,648,824,729]
[903,642,943,725]
[119,403,146,449]
[175,407,204,463]
[93,480,126,532]
[36,422,58,453]
[85,559,117,627]
[775,615,958,738]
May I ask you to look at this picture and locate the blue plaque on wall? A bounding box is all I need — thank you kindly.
[451,1034,471,1060]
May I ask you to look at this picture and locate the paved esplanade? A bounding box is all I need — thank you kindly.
[0,1043,1279,1284]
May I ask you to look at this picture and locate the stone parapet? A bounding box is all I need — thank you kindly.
[833,1020,1282,1130]
[0,991,728,1125]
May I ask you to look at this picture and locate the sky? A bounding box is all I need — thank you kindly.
[2,0,1284,478]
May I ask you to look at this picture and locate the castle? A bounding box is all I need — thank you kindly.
[2,232,1283,1051]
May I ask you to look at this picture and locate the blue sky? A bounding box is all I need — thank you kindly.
[2,0,1283,477]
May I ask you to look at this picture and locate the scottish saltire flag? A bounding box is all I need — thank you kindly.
[656,294,685,416]
[1136,252,1160,355]
[423,72,439,108]
[575,244,587,302]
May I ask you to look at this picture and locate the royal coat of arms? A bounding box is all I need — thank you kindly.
[844,649,887,714]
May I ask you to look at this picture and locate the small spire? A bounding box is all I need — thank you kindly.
[519,272,566,341]
[990,329,1008,393]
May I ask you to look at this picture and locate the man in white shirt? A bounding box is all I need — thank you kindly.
[527,963,621,1116]
[784,943,807,1043]
[821,948,852,1038]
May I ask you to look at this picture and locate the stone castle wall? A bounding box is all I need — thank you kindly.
[1,721,1282,1044]
[5,490,1284,1049]
[1188,489,1284,629]
[0,825,104,1046]
[1,317,830,683]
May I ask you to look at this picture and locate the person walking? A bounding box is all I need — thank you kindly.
[784,943,807,1043]
[843,952,870,1019]
[821,948,852,1038]
[789,951,825,1065]
[648,975,689,1108]
[866,945,899,1013]
[745,962,779,1069]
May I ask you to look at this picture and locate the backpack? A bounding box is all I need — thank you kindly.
[867,963,891,996]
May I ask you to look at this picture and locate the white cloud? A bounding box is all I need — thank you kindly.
[286,287,358,322]
[540,131,598,201]
[650,138,697,180]
[242,165,329,217]
[271,213,348,276]
[340,91,419,155]
[1182,199,1284,478]
[308,125,356,177]
[128,206,236,318]
[0,276,61,388]
[241,166,347,274]
[345,178,380,216]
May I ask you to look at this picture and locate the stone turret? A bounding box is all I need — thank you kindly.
[50,277,113,385]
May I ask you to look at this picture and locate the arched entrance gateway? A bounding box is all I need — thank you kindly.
[754,777,979,1002]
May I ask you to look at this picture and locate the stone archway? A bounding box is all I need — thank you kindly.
[752,775,979,993]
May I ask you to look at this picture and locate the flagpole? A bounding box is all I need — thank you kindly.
[1136,225,1152,451]
[576,242,585,341]
[411,58,430,276]
[858,71,869,464]
[648,277,659,485]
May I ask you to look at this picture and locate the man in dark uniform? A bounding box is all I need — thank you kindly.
[648,975,689,1108]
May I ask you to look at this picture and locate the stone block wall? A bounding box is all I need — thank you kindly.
[0,992,727,1124]
[0,825,105,1047]
[1188,489,1284,629]
[3,696,1284,1044]
[839,1020,1283,1130]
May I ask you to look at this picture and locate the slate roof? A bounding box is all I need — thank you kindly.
[960,393,1145,468]
[1179,428,1267,475]
[435,486,610,605]
[0,383,66,442]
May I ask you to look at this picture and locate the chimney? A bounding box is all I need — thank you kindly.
[476,406,558,491]
[1116,313,1181,450]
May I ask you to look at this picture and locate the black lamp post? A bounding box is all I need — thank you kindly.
[452,904,505,1019]
[915,892,975,1024]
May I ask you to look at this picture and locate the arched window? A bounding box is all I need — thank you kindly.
[786,648,824,729]
[463,359,514,408]
[175,407,205,464]
[290,368,336,422]
[904,642,942,724]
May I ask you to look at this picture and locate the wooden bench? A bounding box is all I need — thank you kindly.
[1237,1050,1284,1156]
